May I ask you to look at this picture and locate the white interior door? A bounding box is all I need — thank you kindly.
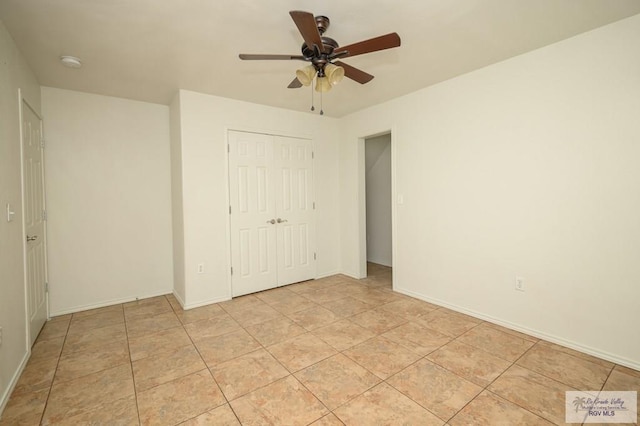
[274,136,316,285]
[22,99,48,345]
[228,131,278,296]
[228,131,316,297]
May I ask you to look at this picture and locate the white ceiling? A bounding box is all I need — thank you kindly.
[2,0,639,117]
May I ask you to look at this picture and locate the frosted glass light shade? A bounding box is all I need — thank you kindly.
[324,63,344,85]
[315,76,332,93]
[295,65,316,86]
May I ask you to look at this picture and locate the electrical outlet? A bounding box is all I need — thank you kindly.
[515,277,525,292]
[197,264,204,274]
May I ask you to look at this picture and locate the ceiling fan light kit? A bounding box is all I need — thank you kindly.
[239,10,401,113]
[296,65,316,86]
[296,62,344,93]
[315,76,332,93]
[324,63,344,85]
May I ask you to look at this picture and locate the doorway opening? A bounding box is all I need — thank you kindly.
[364,132,393,288]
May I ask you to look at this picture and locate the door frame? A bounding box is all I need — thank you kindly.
[224,127,317,298]
[356,128,397,285]
[19,90,49,346]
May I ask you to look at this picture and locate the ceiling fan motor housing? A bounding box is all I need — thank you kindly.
[315,15,330,34]
[299,15,339,72]
[301,37,339,59]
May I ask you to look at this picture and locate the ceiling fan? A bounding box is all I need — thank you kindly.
[239,11,401,94]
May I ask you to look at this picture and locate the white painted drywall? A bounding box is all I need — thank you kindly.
[169,93,186,306]
[171,90,341,308]
[41,87,174,315]
[0,19,40,414]
[341,14,640,368]
[365,134,392,267]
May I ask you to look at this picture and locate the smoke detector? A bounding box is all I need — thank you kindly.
[60,56,82,69]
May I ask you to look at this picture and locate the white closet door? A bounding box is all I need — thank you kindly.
[228,131,278,296]
[228,131,316,296]
[274,136,316,286]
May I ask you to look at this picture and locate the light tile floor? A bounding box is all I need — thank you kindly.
[2,263,638,425]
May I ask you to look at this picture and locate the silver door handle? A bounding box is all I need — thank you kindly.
[276,218,288,223]
[26,235,38,242]
[266,219,276,224]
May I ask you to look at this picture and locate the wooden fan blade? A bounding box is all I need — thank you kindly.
[288,77,303,88]
[289,11,324,53]
[334,61,374,84]
[239,54,306,61]
[332,32,401,58]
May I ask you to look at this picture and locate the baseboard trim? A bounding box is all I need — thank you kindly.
[395,286,640,372]
[172,291,186,309]
[182,296,231,310]
[49,289,173,317]
[316,270,341,279]
[0,350,30,418]
[339,271,361,280]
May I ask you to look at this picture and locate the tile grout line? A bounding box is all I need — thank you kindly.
[123,301,143,426]
[480,340,550,424]
[299,272,403,424]
[379,321,487,424]
[286,295,449,422]
[517,341,614,395]
[175,295,244,425]
[37,316,71,426]
[438,327,552,424]
[474,338,607,425]
[212,275,399,424]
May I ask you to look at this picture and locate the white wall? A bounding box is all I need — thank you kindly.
[341,14,640,369]
[170,93,186,305]
[42,87,174,315]
[365,134,392,266]
[172,90,341,308]
[0,19,41,414]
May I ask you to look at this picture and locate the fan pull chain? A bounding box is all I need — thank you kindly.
[310,83,315,112]
[320,90,324,115]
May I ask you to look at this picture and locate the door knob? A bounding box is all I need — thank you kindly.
[266,219,276,224]
[26,235,38,242]
[276,218,288,223]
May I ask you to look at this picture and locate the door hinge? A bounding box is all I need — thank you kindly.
[312,151,314,159]
[230,267,233,276]
[229,206,232,214]
[42,209,47,221]
[227,144,230,153]
[45,282,49,292]
[40,139,45,149]
[314,252,317,260]
[313,202,315,210]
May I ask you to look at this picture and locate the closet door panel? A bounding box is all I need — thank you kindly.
[274,136,316,286]
[228,131,278,296]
